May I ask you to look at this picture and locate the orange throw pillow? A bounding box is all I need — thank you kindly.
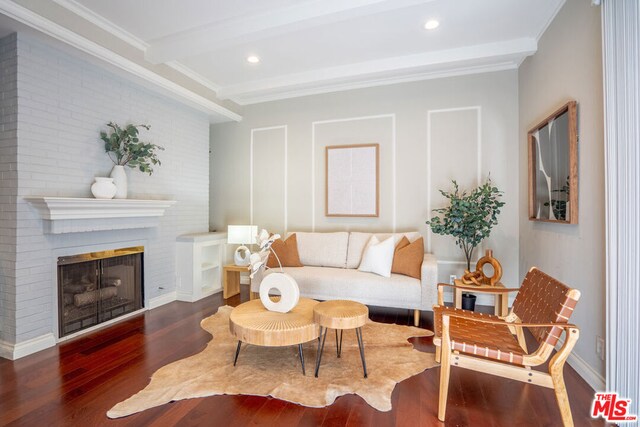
[391,236,424,279]
[266,234,303,268]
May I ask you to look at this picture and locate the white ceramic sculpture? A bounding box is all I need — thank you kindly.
[90,177,117,199]
[259,272,300,313]
[250,228,301,313]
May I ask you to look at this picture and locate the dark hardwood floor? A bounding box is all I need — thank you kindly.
[0,286,602,426]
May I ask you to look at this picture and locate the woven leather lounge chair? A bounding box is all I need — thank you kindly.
[433,267,581,426]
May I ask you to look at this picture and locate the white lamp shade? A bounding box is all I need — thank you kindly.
[227,225,258,245]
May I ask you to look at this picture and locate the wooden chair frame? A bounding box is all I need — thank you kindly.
[433,280,581,427]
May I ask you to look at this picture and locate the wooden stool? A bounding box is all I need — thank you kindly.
[313,300,369,378]
[229,298,319,375]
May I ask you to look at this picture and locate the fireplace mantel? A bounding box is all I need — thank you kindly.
[25,197,177,234]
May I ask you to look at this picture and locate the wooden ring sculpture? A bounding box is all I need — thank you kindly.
[461,249,502,286]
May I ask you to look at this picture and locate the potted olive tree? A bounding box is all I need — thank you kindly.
[100,122,164,199]
[427,179,504,311]
[427,179,505,271]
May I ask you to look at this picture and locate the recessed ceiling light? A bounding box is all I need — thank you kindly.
[424,19,440,30]
[247,55,260,64]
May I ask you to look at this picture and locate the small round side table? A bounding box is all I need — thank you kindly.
[313,300,369,378]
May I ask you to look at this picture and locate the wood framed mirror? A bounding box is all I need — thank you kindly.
[528,100,578,224]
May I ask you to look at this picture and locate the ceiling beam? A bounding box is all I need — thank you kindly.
[0,0,241,122]
[145,0,434,64]
[217,38,537,103]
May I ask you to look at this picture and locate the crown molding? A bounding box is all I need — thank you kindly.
[0,0,241,122]
[165,61,221,92]
[50,0,224,98]
[51,0,149,50]
[233,62,518,105]
[535,0,566,42]
[218,38,536,104]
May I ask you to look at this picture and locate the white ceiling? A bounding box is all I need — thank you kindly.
[17,0,565,106]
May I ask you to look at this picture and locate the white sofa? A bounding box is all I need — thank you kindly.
[251,231,438,326]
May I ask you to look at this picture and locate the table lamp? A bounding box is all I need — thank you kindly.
[227,225,257,266]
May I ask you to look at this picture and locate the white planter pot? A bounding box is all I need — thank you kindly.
[110,165,128,199]
[90,177,117,199]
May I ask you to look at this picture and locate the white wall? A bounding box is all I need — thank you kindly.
[210,71,520,292]
[519,0,605,388]
[4,32,210,349]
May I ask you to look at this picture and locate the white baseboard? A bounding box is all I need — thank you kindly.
[0,339,13,360]
[552,335,605,391]
[0,333,57,360]
[566,350,605,391]
[148,291,177,309]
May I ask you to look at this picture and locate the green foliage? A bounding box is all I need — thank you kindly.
[99,122,164,175]
[544,175,570,220]
[426,179,505,270]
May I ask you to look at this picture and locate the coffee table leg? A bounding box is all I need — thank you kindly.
[315,326,328,377]
[356,327,368,378]
[336,329,343,358]
[233,341,242,366]
[298,344,306,375]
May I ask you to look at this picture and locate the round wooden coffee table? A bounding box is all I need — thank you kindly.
[313,300,369,378]
[229,297,319,375]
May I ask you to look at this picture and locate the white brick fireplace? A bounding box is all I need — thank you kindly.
[0,32,211,359]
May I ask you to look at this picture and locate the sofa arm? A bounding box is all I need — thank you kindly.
[420,253,438,310]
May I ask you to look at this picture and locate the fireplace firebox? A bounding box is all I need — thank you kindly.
[57,247,144,338]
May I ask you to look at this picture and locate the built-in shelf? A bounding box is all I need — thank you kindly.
[201,262,219,271]
[25,197,177,234]
[176,232,227,302]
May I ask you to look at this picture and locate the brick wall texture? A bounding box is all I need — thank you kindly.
[1,32,210,345]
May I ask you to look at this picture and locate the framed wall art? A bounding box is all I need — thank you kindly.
[325,143,379,217]
[528,100,578,224]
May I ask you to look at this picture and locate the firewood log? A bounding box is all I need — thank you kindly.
[73,286,118,307]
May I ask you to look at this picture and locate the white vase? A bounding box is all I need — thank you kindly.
[110,165,127,199]
[90,177,117,199]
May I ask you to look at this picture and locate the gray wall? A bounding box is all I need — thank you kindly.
[0,34,18,344]
[210,71,521,295]
[5,32,210,346]
[519,0,605,386]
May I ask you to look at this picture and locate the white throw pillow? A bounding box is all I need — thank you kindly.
[358,236,395,277]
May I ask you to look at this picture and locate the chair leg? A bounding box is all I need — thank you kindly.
[413,309,420,326]
[435,343,441,363]
[437,317,451,421]
[548,327,579,427]
[550,370,574,427]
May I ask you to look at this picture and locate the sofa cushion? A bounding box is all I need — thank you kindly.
[358,236,395,277]
[346,231,423,269]
[259,266,421,309]
[293,232,349,268]
[391,236,424,279]
[267,234,303,268]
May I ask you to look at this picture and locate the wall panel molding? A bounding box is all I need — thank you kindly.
[311,114,396,232]
[250,125,288,233]
[426,106,482,256]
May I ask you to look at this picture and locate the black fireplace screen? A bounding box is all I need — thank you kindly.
[57,247,144,338]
